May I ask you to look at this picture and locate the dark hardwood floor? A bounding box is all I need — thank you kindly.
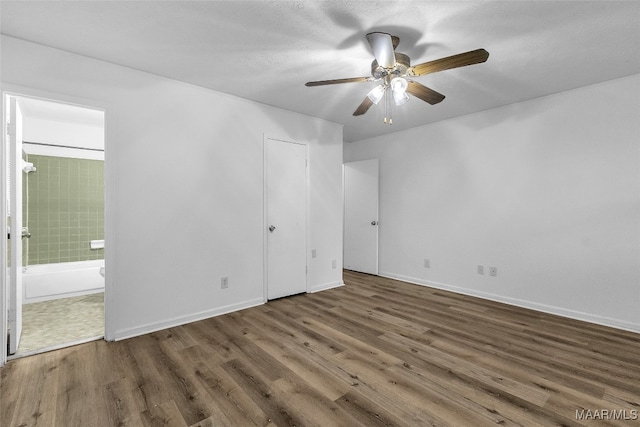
[2,270,639,426]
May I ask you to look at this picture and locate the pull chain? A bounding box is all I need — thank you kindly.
[383,88,388,124]
[383,88,393,125]
[382,88,393,125]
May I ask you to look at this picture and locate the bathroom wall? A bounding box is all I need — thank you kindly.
[1,35,344,341]
[23,154,104,265]
[23,116,104,150]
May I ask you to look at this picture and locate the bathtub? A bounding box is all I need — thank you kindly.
[22,259,105,304]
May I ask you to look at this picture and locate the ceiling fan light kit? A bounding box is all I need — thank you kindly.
[393,87,410,106]
[305,31,489,125]
[390,77,409,105]
[367,84,386,104]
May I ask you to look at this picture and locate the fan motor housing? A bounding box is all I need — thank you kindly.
[371,52,411,79]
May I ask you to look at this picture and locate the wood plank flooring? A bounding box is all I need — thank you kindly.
[2,270,639,426]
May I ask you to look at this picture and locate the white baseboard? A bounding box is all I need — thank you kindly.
[379,271,640,334]
[113,297,265,341]
[113,281,345,341]
[308,280,344,293]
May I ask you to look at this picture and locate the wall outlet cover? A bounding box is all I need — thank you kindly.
[489,267,497,277]
[477,265,484,275]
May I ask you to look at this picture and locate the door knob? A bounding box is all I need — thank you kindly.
[371,221,378,226]
[269,225,276,232]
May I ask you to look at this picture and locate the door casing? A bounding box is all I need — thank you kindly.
[7,95,24,355]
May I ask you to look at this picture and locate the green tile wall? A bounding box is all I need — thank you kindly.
[23,154,104,265]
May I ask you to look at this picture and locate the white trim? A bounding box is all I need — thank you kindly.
[263,135,268,303]
[0,94,8,367]
[1,85,108,120]
[305,143,310,294]
[379,271,640,334]
[113,298,264,341]
[308,281,345,293]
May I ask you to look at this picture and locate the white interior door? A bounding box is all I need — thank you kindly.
[344,159,379,275]
[7,96,23,354]
[266,138,307,300]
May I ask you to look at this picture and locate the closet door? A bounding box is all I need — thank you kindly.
[344,159,379,275]
[265,137,307,300]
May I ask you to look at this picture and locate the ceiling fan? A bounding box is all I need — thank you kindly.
[306,32,489,123]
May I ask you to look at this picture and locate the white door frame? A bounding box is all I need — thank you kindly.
[0,85,111,366]
[2,95,12,363]
[7,95,24,355]
[262,134,309,302]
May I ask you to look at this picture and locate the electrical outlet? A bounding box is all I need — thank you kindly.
[477,265,484,275]
[332,259,337,269]
[424,258,430,268]
[311,249,317,258]
[221,277,229,289]
[489,267,497,277]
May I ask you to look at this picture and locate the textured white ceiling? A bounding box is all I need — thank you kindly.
[1,1,639,141]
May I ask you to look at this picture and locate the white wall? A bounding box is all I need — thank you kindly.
[345,74,640,332]
[1,35,344,340]
[22,116,104,150]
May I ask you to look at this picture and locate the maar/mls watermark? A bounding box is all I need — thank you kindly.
[576,408,638,421]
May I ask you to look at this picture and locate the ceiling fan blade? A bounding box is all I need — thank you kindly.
[353,96,374,116]
[406,80,446,105]
[391,35,400,50]
[305,77,371,87]
[410,48,489,77]
[366,32,396,68]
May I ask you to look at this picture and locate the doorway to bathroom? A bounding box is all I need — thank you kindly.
[4,93,106,358]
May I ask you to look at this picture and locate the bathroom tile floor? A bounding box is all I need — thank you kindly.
[16,293,104,355]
